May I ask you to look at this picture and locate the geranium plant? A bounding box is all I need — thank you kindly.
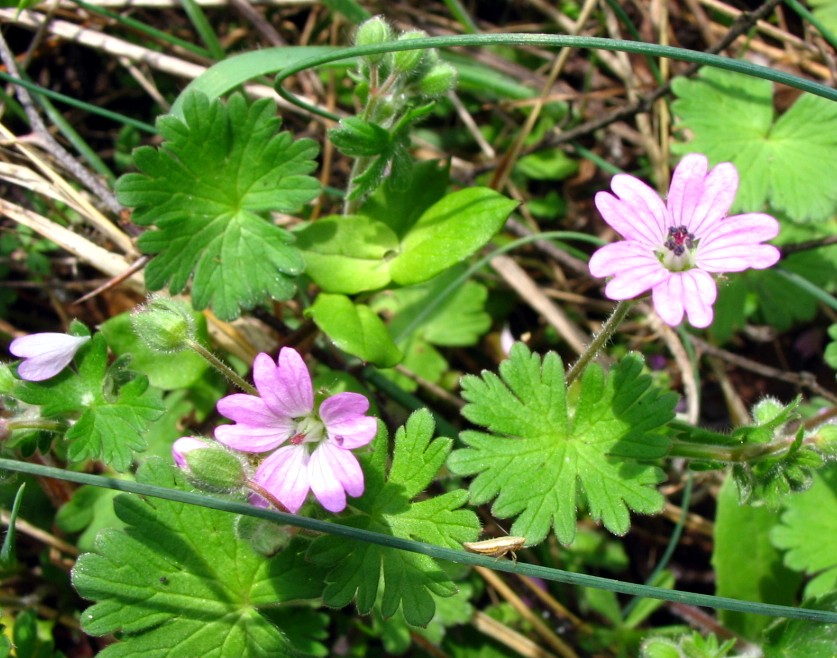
[1,6,837,658]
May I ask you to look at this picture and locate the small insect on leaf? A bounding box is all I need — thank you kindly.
[462,536,526,560]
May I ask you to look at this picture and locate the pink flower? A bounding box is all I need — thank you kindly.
[589,154,781,328]
[214,347,377,513]
[9,333,90,381]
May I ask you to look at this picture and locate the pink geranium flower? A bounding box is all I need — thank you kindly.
[214,347,377,513]
[9,333,90,381]
[589,153,781,328]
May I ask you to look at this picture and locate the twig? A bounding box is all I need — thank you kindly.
[0,29,122,214]
[688,335,837,405]
[514,0,787,156]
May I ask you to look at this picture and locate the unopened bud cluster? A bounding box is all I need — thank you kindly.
[353,16,457,105]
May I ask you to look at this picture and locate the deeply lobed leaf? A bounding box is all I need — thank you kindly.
[14,335,164,471]
[116,92,321,320]
[72,460,326,657]
[306,410,480,627]
[448,344,675,545]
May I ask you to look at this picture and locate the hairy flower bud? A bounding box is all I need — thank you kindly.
[417,62,457,97]
[173,437,247,492]
[355,16,392,65]
[131,296,196,353]
[392,30,428,75]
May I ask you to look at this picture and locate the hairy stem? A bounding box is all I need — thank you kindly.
[187,340,258,396]
[565,300,633,385]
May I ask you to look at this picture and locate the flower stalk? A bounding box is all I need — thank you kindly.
[565,300,634,386]
[186,339,258,396]
[667,434,802,463]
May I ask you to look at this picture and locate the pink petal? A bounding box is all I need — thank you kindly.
[695,213,781,272]
[604,264,670,300]
[651,277,686,327]
[697,244,781,272]
[652,271,718,328]
[681,270,717,328]
[326,415,378,450]
[320,392,378,449]
[214,394,293,452]
[217,393,283,426]
[596,174,668,246]
[308,442,364,512]
[678,159,739,237]
[594,244,670,300]
[590,241,651,277]
[255,445,310,513]
[701,213,780,244]
[668,154,737,236]
[214,418,293,454]
[319,392,368,422]
[667,153,709,228]
[254,349,313,418]
[10,333,90,381]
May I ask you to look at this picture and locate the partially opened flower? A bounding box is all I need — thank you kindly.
[215,347,377,513]
[589,153,781,328]
[172,436,247,491]
[9,333,90,381]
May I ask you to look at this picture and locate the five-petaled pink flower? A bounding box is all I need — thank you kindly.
[214,347,377,513]
[589,153,781,328]
[9,333,90,381]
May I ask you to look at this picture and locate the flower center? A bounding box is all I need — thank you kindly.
[665,226,694,255]
[658,225,697,271]
[290,416,326,446]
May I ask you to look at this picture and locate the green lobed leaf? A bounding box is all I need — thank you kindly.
[307,293,402,367]
[672,67,837,222]
[306,410,480,627]
[116,92,320,320]
[14,334,164,471]
[72,459,326,657]
[388,187,518,285]
[712,476,802,640]
[447,344,676,545]
[294,215,399,294]
[770,464,837,598]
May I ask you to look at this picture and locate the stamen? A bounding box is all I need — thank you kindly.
[664,225,694,255]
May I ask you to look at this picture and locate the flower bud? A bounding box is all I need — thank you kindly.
[392,30,428,74]
[173,437,247,491]
[355,16,392,65]
[131,296,196,353]
[417,62,457,97]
